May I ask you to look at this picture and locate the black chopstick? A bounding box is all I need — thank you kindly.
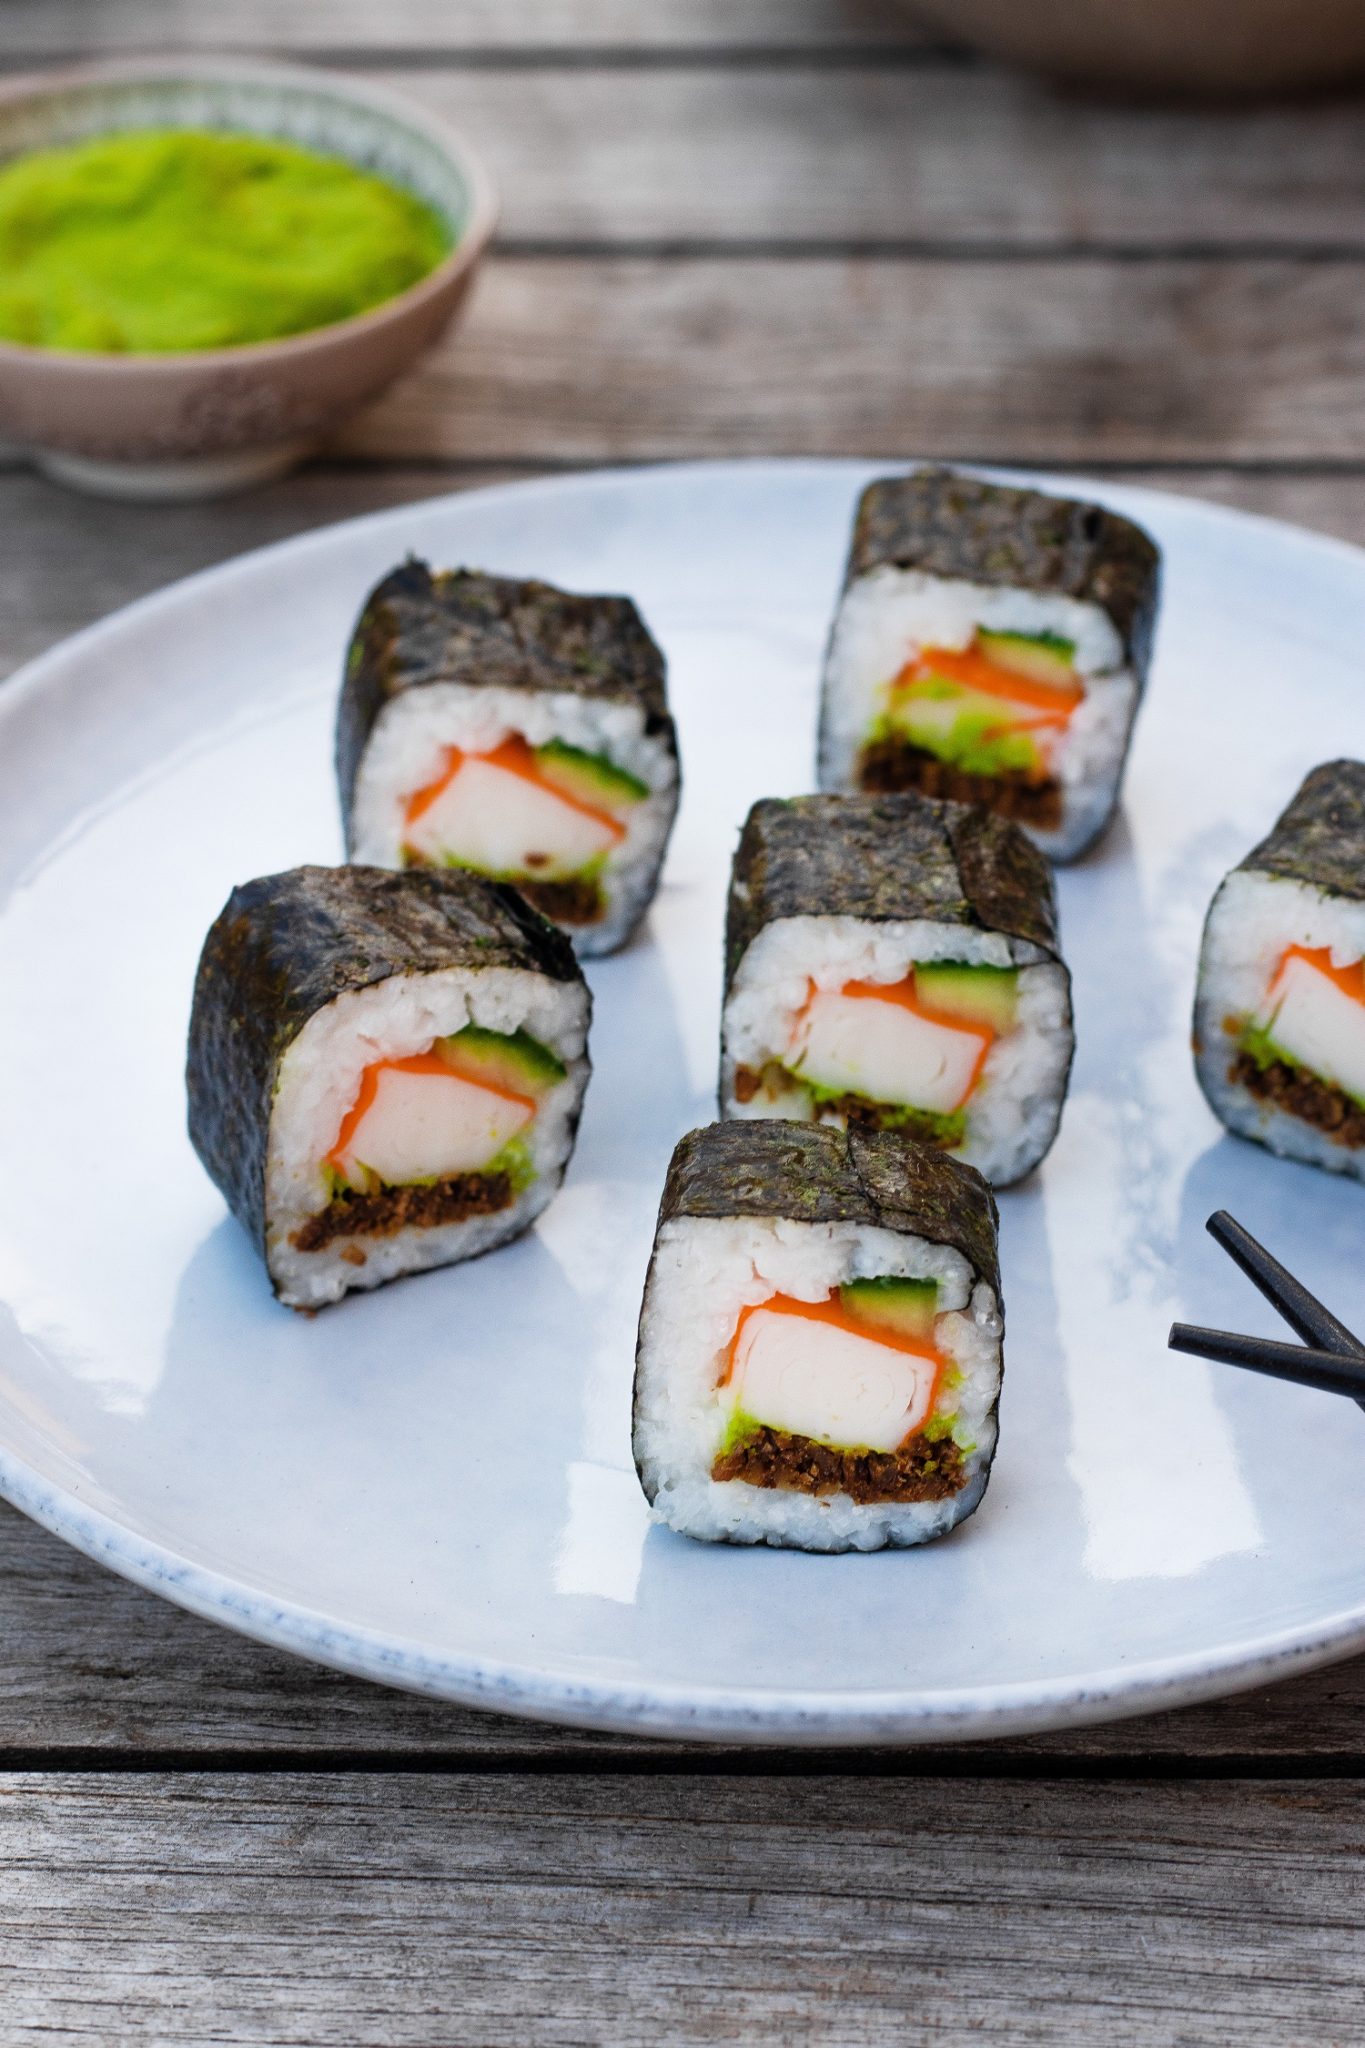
[1168,1322,1365,1401]
[1205,1209,1365,1359]
[1166,1210,1365,1412]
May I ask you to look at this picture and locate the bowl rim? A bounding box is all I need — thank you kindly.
[0,53,500,371]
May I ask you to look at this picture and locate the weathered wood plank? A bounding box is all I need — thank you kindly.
[0,466,464,680]
[5,466,1365,692]
[5,57,1359,250]
[0,0,928,59]
[1,1772,1361,2044]
[3,1499,1365,1761]
[387,66,1365,250]
[333,257,1365,465]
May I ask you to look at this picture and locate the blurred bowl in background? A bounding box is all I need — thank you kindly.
[0,60,497,501]
[909,0,1365,94]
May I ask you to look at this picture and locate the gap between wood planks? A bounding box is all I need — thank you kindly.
[2,1745,1365,1778]
[0,45,967,72]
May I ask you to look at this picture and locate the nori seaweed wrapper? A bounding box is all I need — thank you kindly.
[1238,760,1365,903]
[336,558,677,840]
[187,863,585,1264]
[725,791,1062,990]
[654,1119,1000,1297]
[844,466,1161,674]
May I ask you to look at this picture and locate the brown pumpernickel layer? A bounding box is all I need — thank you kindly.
[517,874,603,925]
[712,1423,967,1505]
[290,1171,514,1253]
[856,736,1063,832]
[1231,1050,1365,1149]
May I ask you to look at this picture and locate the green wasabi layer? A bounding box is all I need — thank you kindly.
[922,1412,977,1452]
[717,1405,764,1458]
[0,129,451,353]
[487,1132,538,1196]
[534,739,649,809]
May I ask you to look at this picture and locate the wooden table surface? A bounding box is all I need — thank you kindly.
[4,5,1365,2041]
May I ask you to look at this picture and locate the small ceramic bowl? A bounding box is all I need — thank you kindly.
[0,59,497,500]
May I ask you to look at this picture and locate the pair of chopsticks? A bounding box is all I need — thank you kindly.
[1169,1210,1365,1411]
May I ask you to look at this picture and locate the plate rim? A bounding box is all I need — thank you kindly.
[5,1438,1364,1745]
[5,454,1365,1746]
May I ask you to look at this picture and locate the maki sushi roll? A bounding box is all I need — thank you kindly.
[818,466,1161,861]
[633,1120,1003,1551]
[1195,761,1365,1178]
[337,560,680,956]
[187,865,591,1309]
[721,792,1073,1186]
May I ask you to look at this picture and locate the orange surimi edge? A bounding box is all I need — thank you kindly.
[893,644,1084,729]
[402,735,628,840]
[325,1049,537,1175]
[800,974,998,1102]
[1272,944,1365,1009]
[719,1292,945,1415]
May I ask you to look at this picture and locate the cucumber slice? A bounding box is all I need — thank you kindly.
[914,961,1018,1034]
[976,627,1077,689]
[534,739,649,811]
[437,1023,567,1096]
[838,1276,939,1345]
[890,683,1045,779]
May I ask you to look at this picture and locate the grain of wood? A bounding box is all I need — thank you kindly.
[2,1495,1365,1763]
[1,1771,1361,2044]
[334,256,1365,465]
[0,0,928,59]
[2,0,1364,2019]
[379,66,1365,249]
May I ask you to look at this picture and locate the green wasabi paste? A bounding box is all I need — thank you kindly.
[0,129,452,353]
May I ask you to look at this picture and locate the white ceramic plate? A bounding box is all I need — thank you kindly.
[3,460,1365,1746]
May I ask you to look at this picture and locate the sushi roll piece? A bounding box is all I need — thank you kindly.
[721,792,1073,1186]
[633,1120,1003,1551]
[337,560,680,956]
[818,466,1161,861]
[1194,760,1365,1178]
[187,864,591,1309]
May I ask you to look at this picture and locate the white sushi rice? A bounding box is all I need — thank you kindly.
[348,683,679,956]
[1195,868,1365,1180]
[266,964,591,1308]
[634,1214,1002,1551]
[721,915,1072,1186]
[818,567,1139,862]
